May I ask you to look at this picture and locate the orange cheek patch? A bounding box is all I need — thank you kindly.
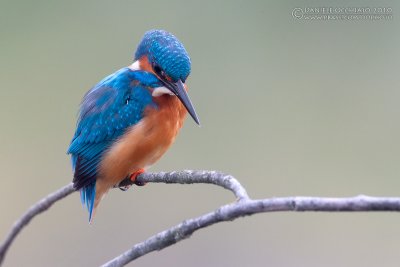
[139,56,154,73]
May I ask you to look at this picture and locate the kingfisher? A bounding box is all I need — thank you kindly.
[67,29,200,222]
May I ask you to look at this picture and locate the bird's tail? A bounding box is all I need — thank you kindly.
[80,182,96,223]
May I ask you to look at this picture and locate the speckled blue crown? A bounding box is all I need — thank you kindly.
[135,29,191,82]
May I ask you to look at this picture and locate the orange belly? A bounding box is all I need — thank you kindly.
[94,94,187,206]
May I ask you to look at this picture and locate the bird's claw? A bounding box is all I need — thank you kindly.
[130,168,146,186]
[116,169,146,191]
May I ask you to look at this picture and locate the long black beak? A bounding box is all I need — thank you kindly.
[162,79,200,125]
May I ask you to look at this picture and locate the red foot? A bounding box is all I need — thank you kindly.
[130,168,146,186]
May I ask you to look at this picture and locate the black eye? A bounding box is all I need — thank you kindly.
[153,64,162,74]
[152,63,166,78]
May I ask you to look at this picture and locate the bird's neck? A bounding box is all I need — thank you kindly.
[150,95,187,127]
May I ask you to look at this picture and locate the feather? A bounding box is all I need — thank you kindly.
[80,181,96,222]
[67,68,160,220]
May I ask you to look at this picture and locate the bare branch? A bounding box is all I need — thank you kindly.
[1,171,400,267]
[0,183,75,265]
[102,195,400,267]
[0,170,247,265]
[131,170,250,201]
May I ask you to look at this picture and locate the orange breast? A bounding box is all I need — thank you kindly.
[97,94,187,189]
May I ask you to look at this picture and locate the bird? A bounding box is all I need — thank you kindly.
[67,29,200,222]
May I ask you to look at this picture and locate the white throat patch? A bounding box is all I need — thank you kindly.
[128,60,140,71]
[152,86,174,97]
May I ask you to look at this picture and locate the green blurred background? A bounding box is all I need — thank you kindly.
[1,0,400,266]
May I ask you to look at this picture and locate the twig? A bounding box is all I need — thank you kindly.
[102,195,400,267]
[1,171,400,267]
[0,183,75,265]
[0,170,246,265]
[120,170,250,201]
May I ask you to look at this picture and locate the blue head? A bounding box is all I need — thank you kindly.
[133,30,199,125]
[135,29,191,82]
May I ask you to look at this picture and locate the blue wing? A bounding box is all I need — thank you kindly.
[67,68,158,216]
